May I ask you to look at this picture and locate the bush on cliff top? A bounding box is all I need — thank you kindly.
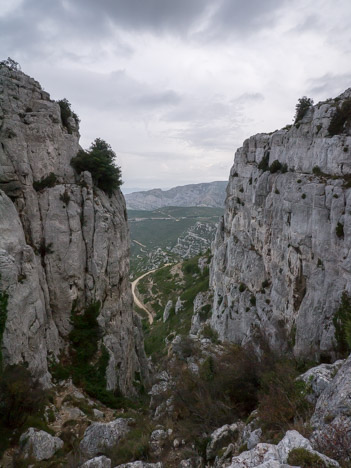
[58,98,79,134]
[328,98,351,136]
[294,96,313,123]
[71,138,122,196]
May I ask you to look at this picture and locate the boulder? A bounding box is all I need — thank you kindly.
[80,418,132,458]
[299,359,344,403]
[228,430,339,467]
[19,428,63,461]
[80,456,112,468]
[206,423,239,460]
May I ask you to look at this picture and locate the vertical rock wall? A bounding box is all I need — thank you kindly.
[0,65,148,392]
[210,89,351,359]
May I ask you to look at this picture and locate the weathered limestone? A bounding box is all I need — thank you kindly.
[19,428,63,461]
[80,456,112,468]
[80,418,132,458]
[210,89,351,359]
[228,430,339,467]
[0,65,148,392]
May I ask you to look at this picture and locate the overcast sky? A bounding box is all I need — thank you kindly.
[1,0,351,191]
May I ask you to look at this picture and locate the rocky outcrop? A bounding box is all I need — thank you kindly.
[80,418,132,458]
[80,456,112,468]
[19,428,64,461]
[125,181,226,210]
[210,89,351,359]
[228,430,339,467]
[0,65,148,391]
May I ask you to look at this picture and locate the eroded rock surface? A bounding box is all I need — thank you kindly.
[19,428,63,461]
[0,65,148,392]
[210,89,351,359]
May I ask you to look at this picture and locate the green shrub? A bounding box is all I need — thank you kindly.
[250,295,256,306]
[302,193,306,199]
[328,98,351,136]
[58,98,79,134]
[239,283,246,293]
[269,160,282,173]
[333,292,351,356]
[33,172,57,191]
[201,324,219,343]
[71,138,122,196]
[0,280,8,365]
[0,364,48,454]
[336,222,344,238]
[294,97,313,123]
[287,448,327,467]
[313,166,322,176]
[59,190,70,206]
[258,153,270,172]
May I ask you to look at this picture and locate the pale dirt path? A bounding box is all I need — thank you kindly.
[132,263,173,324]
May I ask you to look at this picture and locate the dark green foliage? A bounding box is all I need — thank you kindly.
[71,138,122,196]
[250,295,256,306]
[58,98,79,134]
[258,153,270,171]
[33,172,57,191]
[333,292,351,356]
[269,160,282,173]
[262,279,270,289]
[59,190,70,206]
[336,222,344,238]
[183,257,200,275]
[0,364,48,455]
[36,240,53,257]
[313,166,322,176]
[302,193,306,199]
[328,99,351,136]
[294,96,313,123]
[201,324,219,343]
[287,448,327,467]
[0,282,8,366]
[239,283,246,293]
[0,57,20,71]
[68,302,125,407]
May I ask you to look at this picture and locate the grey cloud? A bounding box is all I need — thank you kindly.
[131,90,181,107]
[307,73,351,100]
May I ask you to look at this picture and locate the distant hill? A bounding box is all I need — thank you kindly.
[128,206,223,277]
[125,181,227,210]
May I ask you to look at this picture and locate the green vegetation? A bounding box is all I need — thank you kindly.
[59,190,70,206]
[128,206,222,277]
[201,324,219,343]
[313,166,322,176]
[142,255,210,360]
[57,98,79,134]
[258,152,270,171]
[107,414,153,465]
[294,96,314,123]
[71,138,122,196]
[333,292,351,356]
[328,98,351,136]
[0,279,8,366]
[33,172,57,191]
[336,222,344,238]
[0,364,50,455]
[170,343,311,444]
[51,302,134,409]
[287,448,327,467]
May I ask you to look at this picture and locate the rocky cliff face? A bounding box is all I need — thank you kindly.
[0,65,147,391]
[125,181,227,210]
[210,89,351,359]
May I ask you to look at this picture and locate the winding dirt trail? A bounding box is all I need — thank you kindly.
[131,263,173,324]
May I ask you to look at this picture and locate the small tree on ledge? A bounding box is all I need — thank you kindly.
[71,138,122,196]
[294,96,313,123]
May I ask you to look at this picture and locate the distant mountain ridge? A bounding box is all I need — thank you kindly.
[125,181,227,210]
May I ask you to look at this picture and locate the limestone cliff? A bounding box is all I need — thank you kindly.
[210,89,351,359]
[0,64,148,392]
